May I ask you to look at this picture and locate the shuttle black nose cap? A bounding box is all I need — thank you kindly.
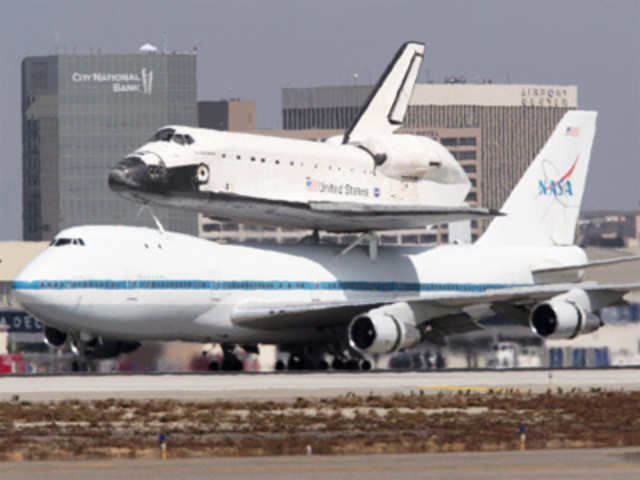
[108,157,168,194]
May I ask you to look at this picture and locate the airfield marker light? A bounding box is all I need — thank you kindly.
[159,433,167,459]
[519,426,526,451]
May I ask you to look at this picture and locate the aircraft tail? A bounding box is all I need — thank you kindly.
[343,42,424,144]
[477,110,598,247]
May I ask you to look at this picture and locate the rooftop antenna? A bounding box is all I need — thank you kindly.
[162,32,168,54]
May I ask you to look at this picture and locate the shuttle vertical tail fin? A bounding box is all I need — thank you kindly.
[477,110,598,247]
[343,42,425,144]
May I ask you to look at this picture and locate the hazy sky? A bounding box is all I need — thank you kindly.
[1,0,638,240]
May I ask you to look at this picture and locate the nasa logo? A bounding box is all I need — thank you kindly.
[373,187,381,198]
[538,180,573,197]
[538,155,578,198]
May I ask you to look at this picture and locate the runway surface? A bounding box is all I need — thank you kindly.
[1,368,639,401]
[3,448,640,479]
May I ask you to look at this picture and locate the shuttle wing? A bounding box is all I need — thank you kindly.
[343,42,425,144]
[308,202,501,231]
[230,282,640,332]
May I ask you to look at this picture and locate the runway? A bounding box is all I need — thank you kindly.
[1,368,639,401]
[3,448,640,479]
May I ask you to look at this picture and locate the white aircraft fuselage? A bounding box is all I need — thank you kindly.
[109,128,474,231]
[13,225,586,344]
[107,42,495,233]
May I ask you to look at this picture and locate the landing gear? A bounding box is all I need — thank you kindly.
[221,344,243,371]
[331,356,370,371]
[287,345,324,370]
[278,341,373,371]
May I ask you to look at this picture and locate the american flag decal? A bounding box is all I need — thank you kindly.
[305,178,319,192]
[565,126,580,137]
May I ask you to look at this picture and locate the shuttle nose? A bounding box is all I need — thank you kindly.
[108,156,169,194]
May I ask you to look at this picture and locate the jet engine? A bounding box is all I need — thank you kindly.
[44,325,67,348]
[45,329,141,359]
[348,303,421,354]
[529,289,602,340]
[354,134,468,183]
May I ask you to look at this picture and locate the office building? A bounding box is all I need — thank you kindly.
[22,51,198,240]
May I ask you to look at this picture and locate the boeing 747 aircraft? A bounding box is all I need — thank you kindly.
[108,42,498,233]
[13,111,640,369]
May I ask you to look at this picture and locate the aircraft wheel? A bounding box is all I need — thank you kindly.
[317,359,329,370]
[288,354,304,370]
[332,358,345,370]
[275,360,286,371]
[360,359,372,371]
[208,361,219,371]
[345,359,359,370]
[222,356,243,371]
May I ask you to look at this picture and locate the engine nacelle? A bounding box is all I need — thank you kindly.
[44,325,67,348]
[354,134,468,183]
[69,334,141,359]
[348,303,421,354]
[530,289,602,340]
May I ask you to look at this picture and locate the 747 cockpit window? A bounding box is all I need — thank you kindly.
[51,238,85,247]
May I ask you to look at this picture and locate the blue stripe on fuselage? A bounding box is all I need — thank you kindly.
[11,279,529,292]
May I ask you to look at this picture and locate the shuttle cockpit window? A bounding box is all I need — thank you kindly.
[170,133,194,146]
[150,128,175,142]
[51,238,85,247]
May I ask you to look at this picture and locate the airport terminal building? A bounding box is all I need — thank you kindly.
[22,52,198,240]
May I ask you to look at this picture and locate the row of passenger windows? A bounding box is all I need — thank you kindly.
[50,238,85,247]
[210,152,372,175]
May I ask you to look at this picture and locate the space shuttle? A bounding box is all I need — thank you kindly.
[109,42,499,233]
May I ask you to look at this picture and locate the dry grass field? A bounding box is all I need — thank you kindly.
[1,389,639,461]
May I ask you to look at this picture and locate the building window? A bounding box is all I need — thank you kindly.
[459,137,477,146]
[419,234,437,243]
[456,150,476,160]
[462,164,477,173]
[441,137,457,146]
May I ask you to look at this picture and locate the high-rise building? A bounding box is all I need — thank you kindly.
[198,99,256,131]
[22,52,198,240]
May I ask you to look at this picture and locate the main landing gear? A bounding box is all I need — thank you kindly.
[207,344,249,371]
[275,345,373,371]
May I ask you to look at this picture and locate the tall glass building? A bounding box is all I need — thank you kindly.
[22,53,198,240]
